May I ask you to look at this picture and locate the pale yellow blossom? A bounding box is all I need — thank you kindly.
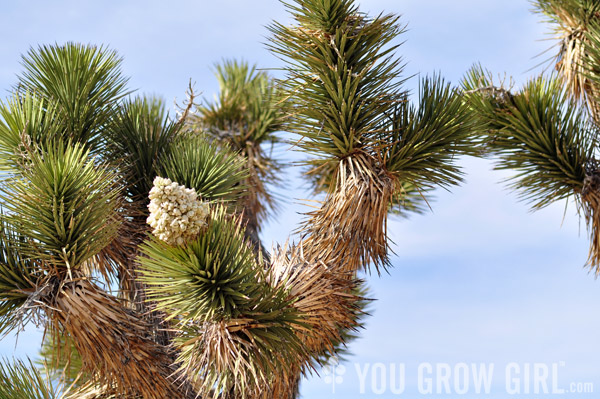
[147,176,210,245]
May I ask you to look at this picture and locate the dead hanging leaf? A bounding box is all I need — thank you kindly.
[45,278,192,399]
[581,168,600,274]
[549,4,600,120]
[269,243,363,353]
[300,152,396,274]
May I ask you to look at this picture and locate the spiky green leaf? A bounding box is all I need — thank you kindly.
[0,358,66,399]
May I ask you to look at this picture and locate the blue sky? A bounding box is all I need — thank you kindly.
[1,1,599,398]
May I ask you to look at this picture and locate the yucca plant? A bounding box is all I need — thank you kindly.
[463,0,600,274]
[0,1,480,398]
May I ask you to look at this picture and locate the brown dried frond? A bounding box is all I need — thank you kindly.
[44,278,191,399]
[247,364,301,399]
[464,84,514,106]
[268,243,362,354]
[550,5,600,119]
[176,79,199,128]
[177,318,293,398]
[555,14,588,97]
[580,164,600,274]
[246,244,363,399]
[110,202,150,307]
[77,198,141,287]
[95,199,175,346]
[300,153,396,274]
[9,271,55,333]
[66,381,139,399]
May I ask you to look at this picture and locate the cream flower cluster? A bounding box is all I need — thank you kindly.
[147,176,209,245]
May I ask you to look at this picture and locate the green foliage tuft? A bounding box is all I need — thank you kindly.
[139,206,275,322]
[381,75,481,191]
[2,142,121,270]
[105,96,182,203]
[0,93,63,173]
[158,135,247,203]
[199,59,284,148]
[463,69,595,208]
[139,205,305,396]
[17,43,129,154]
[268,0,405,164]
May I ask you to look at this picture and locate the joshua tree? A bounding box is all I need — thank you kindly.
[0,0,479,398]
[463,0,600,274]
